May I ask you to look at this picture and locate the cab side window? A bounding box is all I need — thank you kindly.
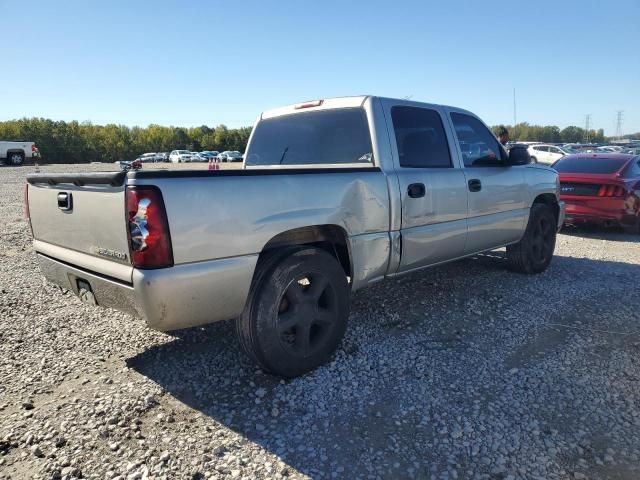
[391,106,452,168]
[450,113,504,167]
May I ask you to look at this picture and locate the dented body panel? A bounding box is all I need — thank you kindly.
[130,169,390,266]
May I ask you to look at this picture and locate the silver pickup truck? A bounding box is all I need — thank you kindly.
[26,96,565,377]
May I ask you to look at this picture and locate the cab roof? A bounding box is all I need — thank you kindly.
[260,95,469,120]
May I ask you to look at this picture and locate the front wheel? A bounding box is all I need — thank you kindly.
[507,203,557,274]
[236,247,350,378]
[530,156,537,163]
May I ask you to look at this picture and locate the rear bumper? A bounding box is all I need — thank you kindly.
[36,253,258,331]
[562,198,636,227]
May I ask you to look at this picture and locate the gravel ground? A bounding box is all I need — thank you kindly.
[1,163,639,480]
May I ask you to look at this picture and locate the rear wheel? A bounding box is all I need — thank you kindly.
[236,247,350,378]
[8,152,24,165]
[507,203,557,274]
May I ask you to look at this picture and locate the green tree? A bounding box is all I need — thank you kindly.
[0,118,253,164]
[560,126,583,143]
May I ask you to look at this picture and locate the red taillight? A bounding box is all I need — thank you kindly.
[126,186,173,269]
[23,184,33,235]
[597,184,625,197]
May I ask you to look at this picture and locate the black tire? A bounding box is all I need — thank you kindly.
[507,203,557,274]
[236,247,350,378]
[622,217,640,235]
[530,156,537,163]
[8,152,24,165]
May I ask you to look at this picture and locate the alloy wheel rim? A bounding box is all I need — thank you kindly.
[531,216,553,263]
[276,273,337,357]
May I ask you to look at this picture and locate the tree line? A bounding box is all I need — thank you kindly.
[1,117,638,164]
[490,122,632,144]
[0,118,252,164]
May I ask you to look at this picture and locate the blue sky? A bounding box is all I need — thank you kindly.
[2,0,639,134]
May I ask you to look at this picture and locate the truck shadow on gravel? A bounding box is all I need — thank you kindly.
[126,253,640,478]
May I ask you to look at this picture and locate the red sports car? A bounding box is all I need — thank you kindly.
[553,153,640,233]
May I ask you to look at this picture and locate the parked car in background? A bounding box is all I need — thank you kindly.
[555,153,640,233]
[190,152,207,162]
[528,144,572,164]
[169,150,192,163]
[597,146,625,153]
[26,95,564,377]
[156,152,169,162]
[136,153,158,163]
[199,151,218,162]
[220,150,243,162]
[1,141,40,165]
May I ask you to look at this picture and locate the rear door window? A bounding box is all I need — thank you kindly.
[390,106,452,168]
[450,113,504,167]
[245,108,373,166]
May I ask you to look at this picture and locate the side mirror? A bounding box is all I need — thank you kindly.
[506,144,531,165]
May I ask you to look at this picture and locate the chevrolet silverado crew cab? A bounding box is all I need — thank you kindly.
[26,96,565,377]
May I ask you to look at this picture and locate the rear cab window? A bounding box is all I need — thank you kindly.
[390,106,452,168]
[450,113,505,167]
[245,108,373,166]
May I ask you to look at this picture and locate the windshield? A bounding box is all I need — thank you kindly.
[246,108,373,166]
[553,156,628,174]
[178,150,190,154]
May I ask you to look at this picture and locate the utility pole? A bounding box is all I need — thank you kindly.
[584,114,591,143]
[513,88,517,126]
[615,111,624,140]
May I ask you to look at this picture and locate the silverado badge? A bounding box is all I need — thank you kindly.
[92,246,128,261]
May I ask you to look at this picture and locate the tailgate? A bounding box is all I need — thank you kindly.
[27,171,133,281]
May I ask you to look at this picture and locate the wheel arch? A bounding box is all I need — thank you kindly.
[259,225,353,280]
[532,193,559,225]
[6,149,26,156]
